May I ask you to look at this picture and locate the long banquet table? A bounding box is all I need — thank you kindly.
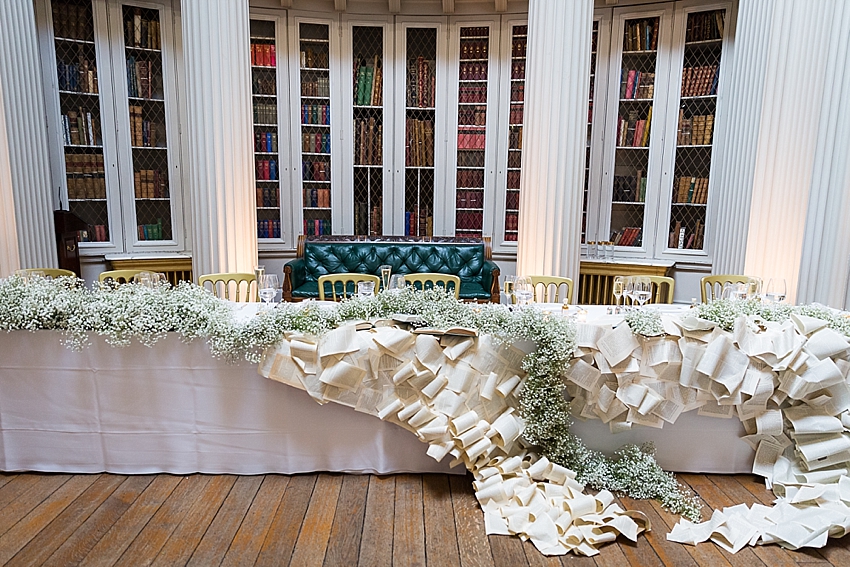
[0,302,754,475]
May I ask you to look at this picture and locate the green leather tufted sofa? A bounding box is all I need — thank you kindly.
[283,235,500,302]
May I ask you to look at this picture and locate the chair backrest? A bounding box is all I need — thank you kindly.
[403,273,461,299]
[198,273,258,302]
[528,276,574,304]
[16,268,76,279]
[621,275,675,304]
[700,274,749,303]
[98,269,146,285]
[318,273,380,301]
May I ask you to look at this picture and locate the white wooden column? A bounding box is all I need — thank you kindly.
[797,1,850,308]
[0,1,57,270]
[0,71,21,277]
[180,0,257,277]
[516,0,593,282]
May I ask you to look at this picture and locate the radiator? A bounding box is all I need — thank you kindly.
[108,257,193,287]
[578,261,672,305]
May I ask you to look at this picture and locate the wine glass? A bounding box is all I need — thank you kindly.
[514,276,534,306]
[259,274,279,306]
[379,265,392,291]
[612,276,624,312]
[634,277,652,309]
[764,278,786,304]
[622,276,635,310]
[388,274,406,292]
[503,275,516,304]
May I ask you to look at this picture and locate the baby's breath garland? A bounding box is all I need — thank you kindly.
[693,298,850,337]
[624,308,664,336]
[0,275,699,517]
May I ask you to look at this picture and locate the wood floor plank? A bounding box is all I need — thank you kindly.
[255,473,317,567]
[423,473,461,567]
[221,475,290,567]
[0,474,96,565]
[646,497,733,567]
[815,537,850,566]
[557,549,598,566]
[618,496,697,567]
[358,475,396,567]
[148,475,237,567]
[7,474,127,567]
[0,473,72,537]
[521,539,562,567]
[186,474,263,566]
[110,476,210,567]
[290,473,344,567]
[393,473,427,567]
[323,474,368,567]
[489,535,529,567]
[0,473,14,490]
[0,474,45,512]
[448,474,494,567]
[593,540,632,567]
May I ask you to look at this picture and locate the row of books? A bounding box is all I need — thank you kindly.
[302,160,329,182]
[458,132,486,150]
[250,42,277,67]
[133,169,168,199]
[253,103,277,124]
[407,57,436,108]
[354,203,381,236]
[137,220,166,241]
[124,9,161,50]
[677,112,714,145]
[57,60,98,93]
[406,119,434,167]
[619,70,655,99]
[612,173,647,202]
[504,212,519,232]
[623,18,659,52]
[301,103,330,125]
[258,219,282,239]
[511,37,528,58]
[65,154,106,200]
[300,47,329,69]
[355,117,382,165]
[253,76,276,95]
[617,107,652,147]
[686,11,725,43]
[457,211,484,230]
[304,218,331,236]
[79,225,108,243]
[304,187,330,208]
[508,127,523,152]
[681,65,719,97]
[461,27,490,38]
[460,62,488,82]
[302,77,330,98]
[458,106,486,126]
[509,106,524,125]
[303,131,331,154]
[404,207,433,237]
[256,186,280,208]
[256,131,278,153]
[52,3,92,41]
[459,84,487,104]
[460,39,489,60]
[457,190,484,208]
[458,151,485,167]
[612,226,642,247]
[256,159,278,181]
[669,220,704,249]
[126,57,156,99]
[353,56,383,106]
[457,170,484,188]
[510,83,524,103]
[62,110,100,146]
[507,170,521,189]
[507,147,522,167]
[673,176,709,204]
[129,106,159,147]
[511,60,526,80]
[505,190,520,210]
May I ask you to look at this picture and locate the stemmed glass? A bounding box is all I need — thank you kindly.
[379,265,392,291]
[503,275,516,304]
[634,276,652,309]
[622,276,635,310]
[612,276,624,313]
[764,278,786,304]
[259,274,279,307]
[513,276,534,306]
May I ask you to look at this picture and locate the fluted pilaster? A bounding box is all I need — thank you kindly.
[0,1,57,269]
[181,0,257,276]
[797,1,850,308]
[516,0,593,282]
[0,72,21,277]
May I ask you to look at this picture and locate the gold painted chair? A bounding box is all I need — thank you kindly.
[700,274,749,303]
[528,276,574,304]
[403,273,461,299]
[16,268,76,279]
[622,275,675,304]
[98,269,146,285]
[198,273,258,302]
[318,273,380,301]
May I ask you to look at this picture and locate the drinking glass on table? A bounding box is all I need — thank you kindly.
[622,276,635,310]
[379,265,392,291]
[388,274,406,292]
[259,274,279,306]
[764,278,786,304]
[612,276,624,313]
[513,276,534,306]
[634,277,652,309]
[357,280,375,298]
[503,275,516,304]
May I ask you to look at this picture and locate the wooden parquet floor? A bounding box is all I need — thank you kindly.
[1,471,849,566]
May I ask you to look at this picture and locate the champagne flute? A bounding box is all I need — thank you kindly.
[764,278,786,303]
[612,276,624,313]
[503,275,516,304]
[259,274,279,306]
[379,264,392,291]
[622,276,635,310]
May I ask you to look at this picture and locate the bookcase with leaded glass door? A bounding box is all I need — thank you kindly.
[39,0,183,255]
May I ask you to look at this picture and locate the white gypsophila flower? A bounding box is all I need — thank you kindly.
[624,308,664,336]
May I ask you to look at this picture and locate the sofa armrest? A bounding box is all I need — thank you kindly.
[283,258,306,302]
[481,260,500,303]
